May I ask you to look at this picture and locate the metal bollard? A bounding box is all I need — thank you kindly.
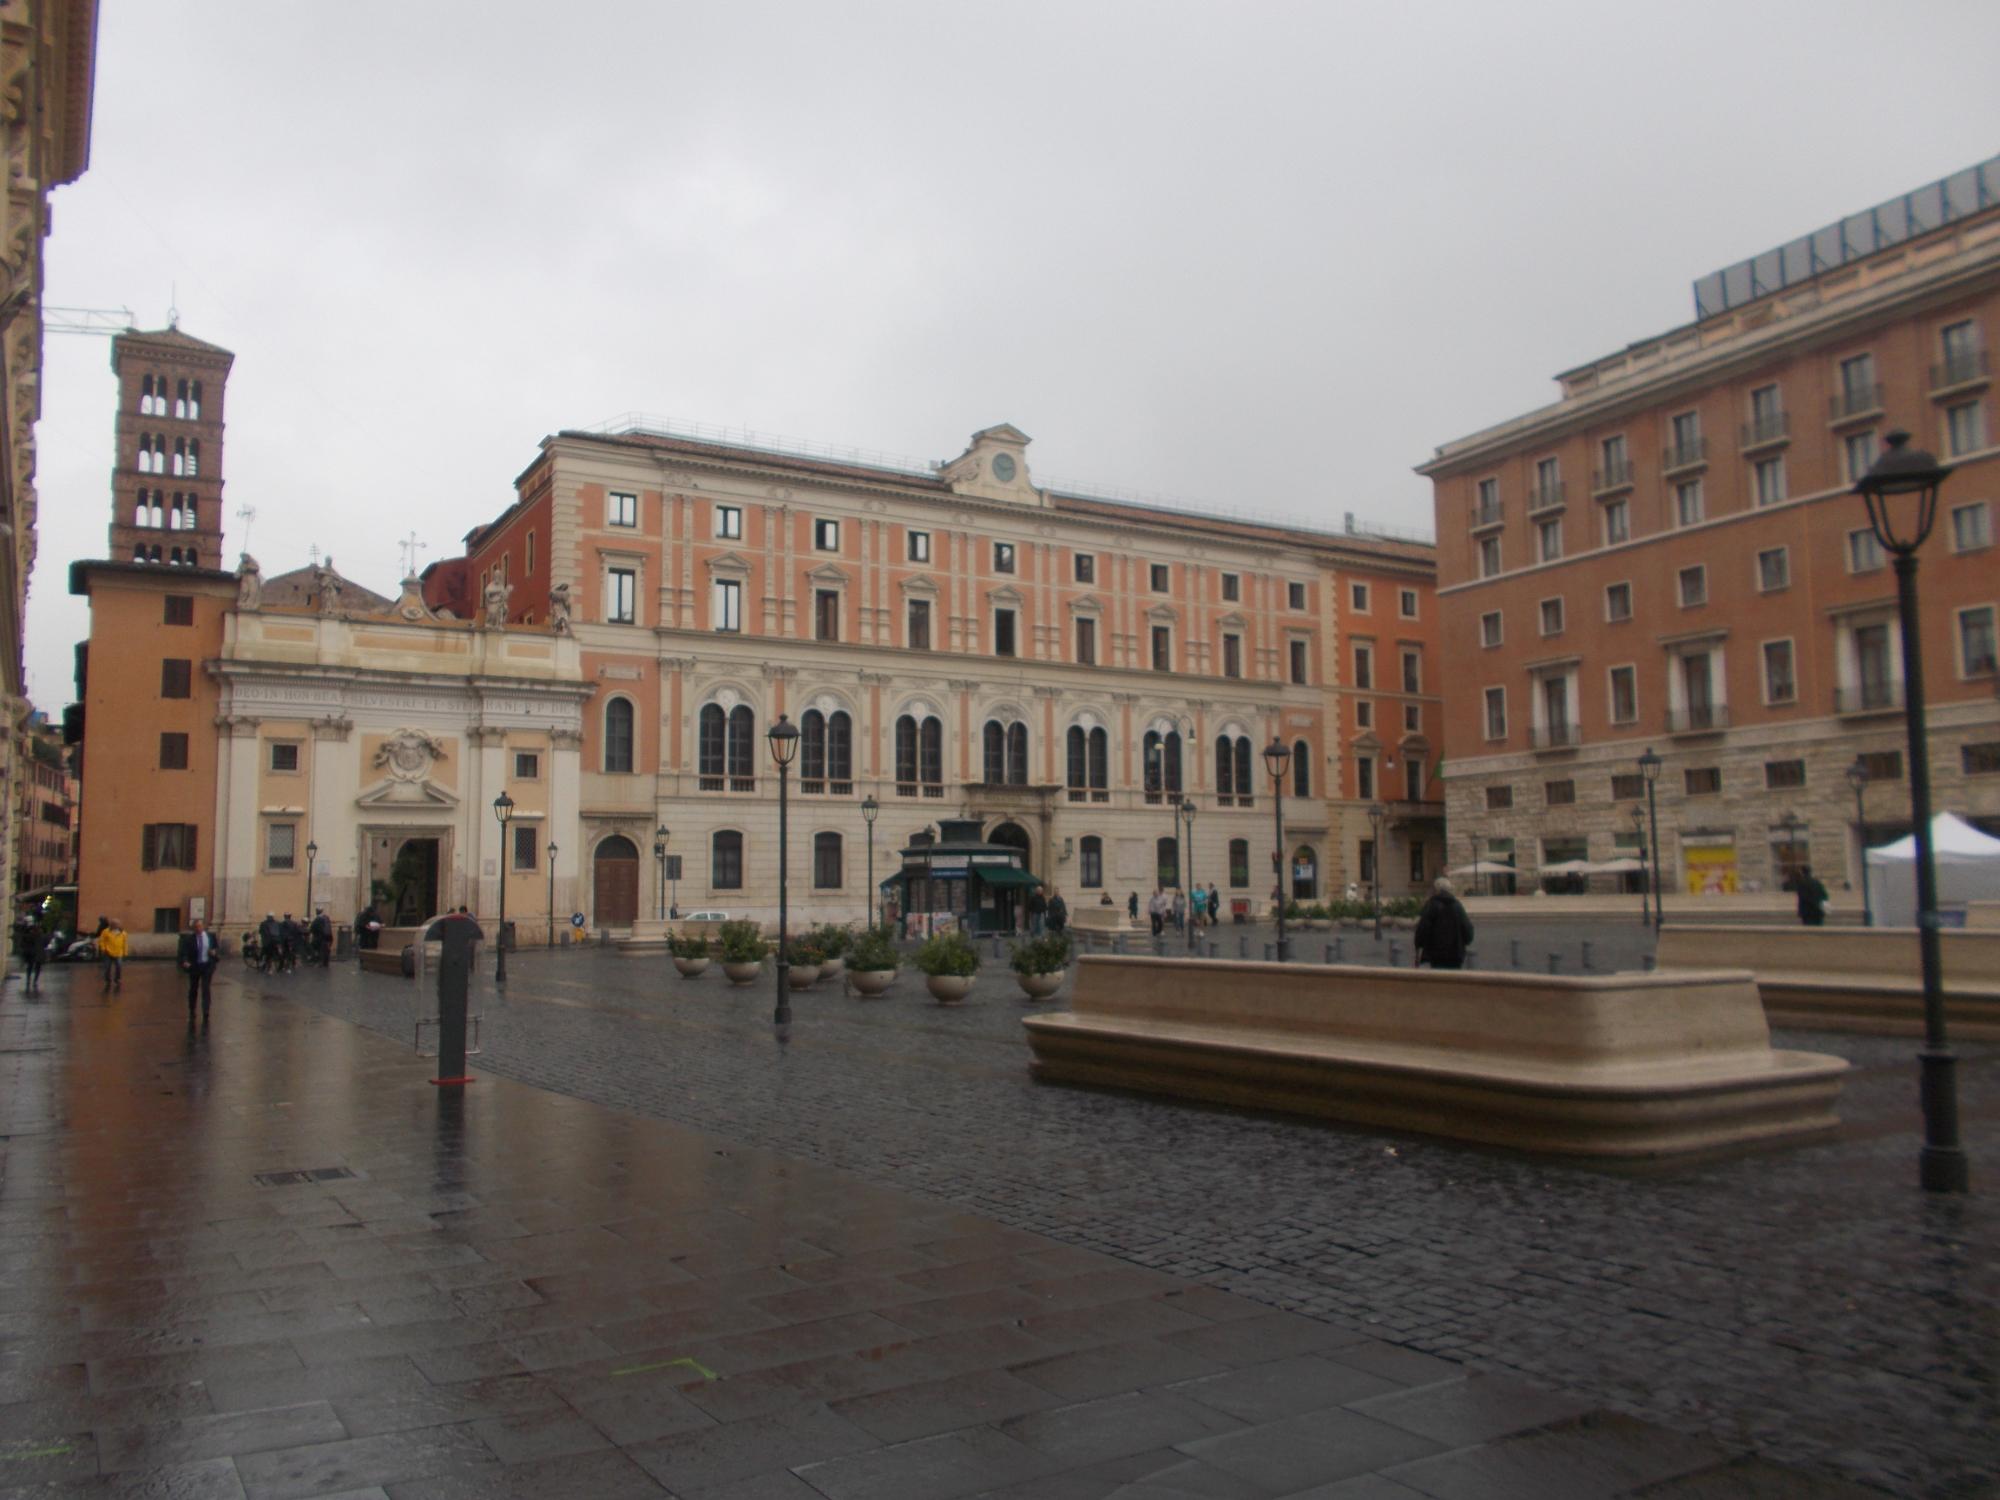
[1323,943,1335,964]
[1263,942,1274,961]
[429,916,479,1086]
[1388,940,1402,967]
[1239,935,1249,959]
[1509,938,1521,970]
[1547,952,1562,974]
[1642,952,1657,972]
[1332,936,1344,963]
[1580,939,1594,971]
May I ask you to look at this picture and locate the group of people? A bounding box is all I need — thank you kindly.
[1022,887,1069,936]
[251,910,335,972]
[1137,883,1225,937]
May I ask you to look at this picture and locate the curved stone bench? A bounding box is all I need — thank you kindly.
[1022,956,1847,1160]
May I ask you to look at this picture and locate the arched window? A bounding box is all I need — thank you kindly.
[726,705,755,784]
[181,496,196,530]
[168,547,184,566]
[711,830,743,889]
[172,437,186,476]
[1088,727,1107,792]
[1215,735,1234,797]
[140,375,157,416]
[1066,726,1087,792]
[983,721,1006,785]
[133,544,147,562]
[1006,722,1028,785]
[1293,741,1312,799]
[1157,836,1180,888]
[134,490,150,528]
[919,717,942,789]
[148,544,162,562]
[1229,838,1249,888]
[827,710,852,788]
[1079,834,1104,889]
[173,378,188,420]
[189,380,202,420]
[802,710,828,786]
[1233,735,1252,797]
[186,439,200,477]
[603,697,635,773]
[813,831,843,889]
[1144,730,1182,800]
[698,704,726,784]
[895,715,918,789]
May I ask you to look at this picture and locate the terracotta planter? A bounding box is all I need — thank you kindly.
[672,956,710,978]
[1016,969,1065,1001]
[925,973,975,1004]
[818,957,845,982]
[786,964,819,991]
[722,960,763,985]
[849,968,896,997]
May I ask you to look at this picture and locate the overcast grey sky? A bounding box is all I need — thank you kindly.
[27,1,2000,708]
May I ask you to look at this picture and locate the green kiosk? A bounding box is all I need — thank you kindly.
[888,818,1042,938]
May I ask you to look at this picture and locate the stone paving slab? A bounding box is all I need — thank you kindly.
[0,961,1954,1498]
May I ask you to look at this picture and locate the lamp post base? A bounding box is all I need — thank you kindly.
[1919,1048,1969,1193]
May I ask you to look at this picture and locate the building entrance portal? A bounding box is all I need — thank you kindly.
[988,822,1031,932]
[369,835,441,924]
[594,835,640,928]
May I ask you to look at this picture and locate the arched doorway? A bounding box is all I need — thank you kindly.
[593,835,640,928]
[1291,844,1319,902]
[989,821,1031,866]
[987,821,1032,933]
[387,838,439,924]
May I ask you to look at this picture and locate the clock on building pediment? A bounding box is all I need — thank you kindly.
[941,423,1045,506]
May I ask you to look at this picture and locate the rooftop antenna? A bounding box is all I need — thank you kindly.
[308,542,321,565]
[167,284,179,329]
[398,530,428,577]
[236,502,256,554]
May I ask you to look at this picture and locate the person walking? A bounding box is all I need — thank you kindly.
[15,909,43,993]
[178,917,219,1023]
[257,913,282,974]
[1207,882,1220,927]
[1127,891,1139,922]
[1027,886,1048,936]
[99,918,128,993]
[1147,888,1166,937]
[1191,885,1208,927]
[1046,889,1068,935]
[309,909,332,967]
[279,914,303,972]
[1790,865,1830,927]
[1170,888,1185,932]
[356,903,382,951]
[1413,877,1474,970]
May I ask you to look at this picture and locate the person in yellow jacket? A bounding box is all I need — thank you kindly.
[99,919,128,993]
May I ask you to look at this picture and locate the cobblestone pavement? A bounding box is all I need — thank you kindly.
[260,942,2000,1498]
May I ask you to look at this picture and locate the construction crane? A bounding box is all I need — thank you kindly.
[43,306,135,337]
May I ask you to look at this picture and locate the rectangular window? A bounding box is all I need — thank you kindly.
[1288,581,1307,610]
[993,608,1017,658]
[1075,616,1096,665]
[1151,563,1170,592]
[1350,582,1370,612]
[813,833,842,890]
[1753,456,1786,506]
[160,659,192,698]
[1848,528,1885,573]
[1765,759,1806,790]
[1537,518,1562,562]
[607,568,637,624]
[1354,700,1373,729]
[814,589,840,642]
[1952,501,1991,552]
[712,833,743,890]
[1756,546,1790,592]
[712,578,740,632]
[717,504,742,540]
[1940,319,1979,367]
[1671,410,1701,453]
[1845,429,1878,483]
[140,823,197,871]
[1480,610,1503,647]
[1404,704,1421,732]
[1539,598,1564,636]
[1678,566,1707,607]
[1611,773,1644,801]
[1840,352,1877,408]
[269,742,300,773]
[1946,401,1986,457]
[1685,767,1722,796]
[1545,779,1575,807]
[1534,455,1560,496]
[1764,639,1796,703]
[513,751,540,780]
[1353,643,1373,689]
[1675,480,1704,527]
[1398,589,1418,619]
[1221,572,1241,602]
[907,598,931,651]
[266,822,296,872]
[1485,783,1513,811]
[815,518,840,552]
[1400,649,1420,693]
[163,594,194,626]
[526,530,536,576]
[1355,757,1374,800]
[153,907,180,935]
[1289,638,1308,684]
[1600,433,1628,481]
[993,541,1016,574]
[1229,838,1250,887]
[1602,497,1629,545]
[1151,625,1171,671]
[1484,686,1507,740]
[907,529,929,562]
[1081,837,1104,888]
[1222,634,1242,678]
[1749,383,1782,426]
[1859,750,1903,781]
[1478,536,1501,578]
[607,491,637,527]
[1074,552,1094,583]
[511,824,538,872]
[1476,477,1498,513]
[1962,742,2000,775]
[1609,666,1637,724]
[159,732,189,770]
[1960,606,1998,676]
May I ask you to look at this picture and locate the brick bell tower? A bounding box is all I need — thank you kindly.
[106,323,235,568]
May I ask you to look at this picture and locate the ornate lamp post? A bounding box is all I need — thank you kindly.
[1638,747,1664,930]
[861,794,880,929]
[1847,758,1873,928]
[1629,805,1649,927]
[1180,798,1198,953]
[1367,802,1385,941]
[492,791,514,984]
[304,837,318,925]
[653,824,669,921]
[1262,738,1291,961]
[546,840,558,949]
[1856,429,1967,1193]
[767,714,800,1036]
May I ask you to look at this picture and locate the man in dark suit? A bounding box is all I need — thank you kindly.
[178,917,220,1023]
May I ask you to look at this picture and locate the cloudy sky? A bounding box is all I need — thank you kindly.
[26,1,2000,708]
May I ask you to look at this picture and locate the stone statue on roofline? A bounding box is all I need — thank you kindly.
[548,581,573,635]
[235,553,262,609]
[314,559,342,617]
[482,576,512,630]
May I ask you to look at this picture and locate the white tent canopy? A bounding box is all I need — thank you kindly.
[1864,812,2000,927]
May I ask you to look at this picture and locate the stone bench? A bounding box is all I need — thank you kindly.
[1022,956,1847,1160]
[1654,925,2000,1040]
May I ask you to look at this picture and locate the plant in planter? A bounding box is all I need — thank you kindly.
[668,931,712,977]
[717,920,768,985]
[784,941,824,989]
[1009,932,1071,1001]
[846,924,899,997]
[914,928,980,1003]
[810,923,852,979]
[1305,903,1331,931]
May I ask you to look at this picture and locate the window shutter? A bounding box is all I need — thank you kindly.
[184,824,198,870]
[141,824,157,871]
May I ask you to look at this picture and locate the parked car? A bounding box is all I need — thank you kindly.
[679,909,732,924]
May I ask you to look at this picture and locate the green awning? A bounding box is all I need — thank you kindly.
[974,866,1043,889]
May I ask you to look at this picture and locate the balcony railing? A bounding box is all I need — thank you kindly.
[1834,681,1905,715]
[1666,704,1730,734]
[697,775,760,792]
[1829,383,1884,422]
[1591,460,1633,494]
[799,779,854,796]
[1662,437,1708,473]
[1528,723,1581,750]
[1931,350,1990,393]
[1740,412,1790,449]
[1526,480,1566,514]
[1469,499,1504,530]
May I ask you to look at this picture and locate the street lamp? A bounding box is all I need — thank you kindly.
[546,840,558,950]
[492,791,514,984]
[1180,798,1198,953]
[1367,803,1385,941]
[1638,747,1664,930]
[767,713,800,1036]
[1846,758,1873,928]
[1777,810,1804,894]
[653,824,669,922]
[1262,737,1291,961]
[861,794,880,929]
[1629,805,1648,927]
[1856,429,1967,1193]
[304,837,318,936]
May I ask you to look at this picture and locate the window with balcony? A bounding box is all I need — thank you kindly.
[1667,411,1703,468]
[1837,353,1879,416]
[1485,783,1512,811]
[1537,517,1562,562]
[1598,433,1630,490]
[1757,546,1790,592]
[697,704,755,788]
[1952,501,1991,552]
[1480,610,1503,647]
[1067,725,1109,802]
[1848,622,1897,712]
[1074,552,1094,583]
[907,529,929,562]
[1483,686,1506,740]
[1076,616,1096,665]
[800,709,852,793]
[1221,572,1240,602]
[1676,650,1721,730]
[907,598,930,650]
[815,518,840,552]
[1142,729,1183,800]
[608,491,637,527]
[1753,455,1786,506]
[1538,674,1574,748]
[1847,528,1885,573]
[1539,598,1564,637]
[716,504,741,539]
[711,578,740,632]
[1478,536,1502,577]
[1531,456,1561,509]
[1609,665,1637,724]
[1475,476,1498,521]
[1763,639,1797,704]
[1747,383,1784,443]
[1214,733,1251,801]
[1938,319,1983,386]
[1844,429,1878,483]
[1602,497,1629,546]
[1678,565,1706,608]
[1946,401,1985,456]
[1674,480,1704,527]
[1960,606,1998,676]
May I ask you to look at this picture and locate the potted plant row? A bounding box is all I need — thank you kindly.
[1009,932,1070,1001]
[717,920,768,985]
[809,923,851,981]
[846,924,899,997]
[669,931,711,978]
[915,928,979,1004]
[784,941,824,990]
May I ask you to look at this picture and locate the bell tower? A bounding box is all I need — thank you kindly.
[107,324,234,568]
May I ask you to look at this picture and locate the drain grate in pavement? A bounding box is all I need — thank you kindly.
[254,1166,357,1187]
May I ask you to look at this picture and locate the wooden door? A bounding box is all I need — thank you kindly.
[592,836,639,927]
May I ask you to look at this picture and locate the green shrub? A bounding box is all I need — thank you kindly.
[1306,903,1328,921]
[784,941,824,968]
[717,920,768,964]
[1283,901,1306,921]
[1386,895,1423,919]
[914,928,979,978]
[1009,933,1071,976]
[848,924,899,973]
[810,923,853,959]
[668,932,711,960]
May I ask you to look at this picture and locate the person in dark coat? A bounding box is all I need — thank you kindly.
[177,917,220,1022]
[257,913,282,973]
[357,904,382,950]
[15,909,43,992]
[1790,866,1830,926]
[1026,887,1048,935]
[308,909,333,967]
[1046,890,1068,934]
[1413,877,1474,970]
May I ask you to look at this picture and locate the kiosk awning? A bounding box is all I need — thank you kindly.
[976,866,1044,889]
